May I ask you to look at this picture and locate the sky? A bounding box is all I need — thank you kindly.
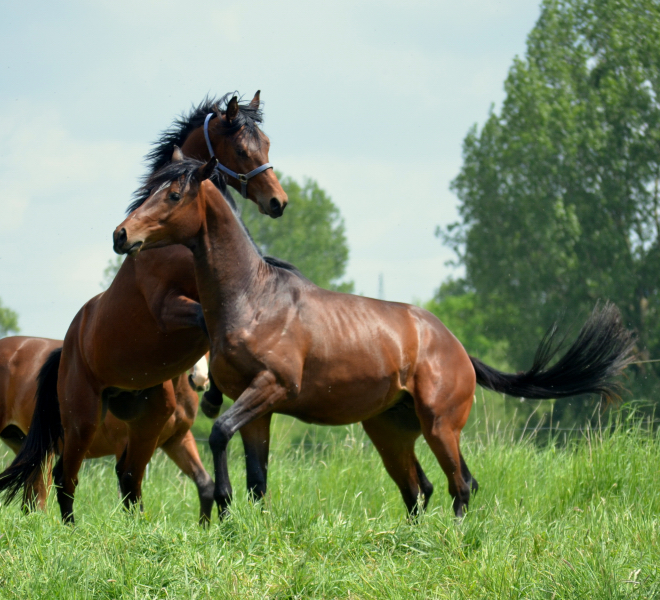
[0,0,541,340]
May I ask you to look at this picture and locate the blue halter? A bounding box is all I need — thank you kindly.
[203,113,273,199]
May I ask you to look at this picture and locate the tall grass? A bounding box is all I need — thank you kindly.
[0,409,658,599]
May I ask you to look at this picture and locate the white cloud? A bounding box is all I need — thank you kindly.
[0,0,540,337]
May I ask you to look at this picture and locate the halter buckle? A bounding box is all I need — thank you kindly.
[237,173,249,183]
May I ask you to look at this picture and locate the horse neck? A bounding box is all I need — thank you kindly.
[180,128,212,162]
[191,187,264,328]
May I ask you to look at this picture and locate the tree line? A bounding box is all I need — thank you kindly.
[11,0,660,432]
[430,0,660,422]
[0,299,19,338]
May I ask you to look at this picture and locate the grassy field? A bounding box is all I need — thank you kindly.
[0,403,658,599]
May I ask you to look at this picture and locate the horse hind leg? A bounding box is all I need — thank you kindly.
[58,375,104,523]
[460,452,478,494]
[362,401,433,518]
[161,430,214,526]
[0,426,49,512]
[414,368,475,518]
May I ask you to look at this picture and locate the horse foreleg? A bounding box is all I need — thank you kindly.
[145,283,208,334]
[116,383,176,510]
[161,429,214,526]
[58,373,103,524]
[200,373,224,419]
[209,371,286,516]
[239,414,272,502]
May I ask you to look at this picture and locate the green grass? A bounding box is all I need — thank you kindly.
[0,409,658,599]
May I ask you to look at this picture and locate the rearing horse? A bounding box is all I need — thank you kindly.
[0,92,287,524]
[113,156,635,518]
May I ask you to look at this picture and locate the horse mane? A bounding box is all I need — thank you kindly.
[127,157,232,214]
[126,158,308,283]
[144,93,264,177]
[263,256,307,280]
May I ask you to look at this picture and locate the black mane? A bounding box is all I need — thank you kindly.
[144,93,264,177]
[127,157,232,214]
[125,157,307,282]
[263,256,306,279]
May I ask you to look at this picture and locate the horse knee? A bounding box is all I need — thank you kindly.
[209,421,230,453]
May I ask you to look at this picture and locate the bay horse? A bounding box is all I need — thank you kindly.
[0,336,213,522]
[112,156,635,518]
[0,92,287,524]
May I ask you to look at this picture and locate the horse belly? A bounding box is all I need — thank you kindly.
[285,372,403,426]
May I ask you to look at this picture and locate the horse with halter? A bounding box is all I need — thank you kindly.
[112,156,635,518]
[0,336,212,522]
[0,92,286,524]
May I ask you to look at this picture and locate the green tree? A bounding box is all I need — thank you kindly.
[101,255,124,290]
[424,279,509,369]
[236,174,353,292]
[102,174,353,292]
[444,0,660,396]
[0,298,19,337]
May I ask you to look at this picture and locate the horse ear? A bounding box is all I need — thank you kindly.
[172,146,184,162]
[249,90,261,109]
[194,157,218,183]
[226,96,239,122]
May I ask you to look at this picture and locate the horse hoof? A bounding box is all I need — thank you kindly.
[201,395,221,419]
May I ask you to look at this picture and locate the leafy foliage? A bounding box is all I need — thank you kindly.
[0,297,19,337]
[236,174,353,292]
[424,279,509,369]
[444,0,660,395]
[100,255,124,290]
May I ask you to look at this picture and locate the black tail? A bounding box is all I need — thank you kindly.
[470,302,636,400]
[0,347,63,504]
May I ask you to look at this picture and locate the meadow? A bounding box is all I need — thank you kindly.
[0,398,658,599]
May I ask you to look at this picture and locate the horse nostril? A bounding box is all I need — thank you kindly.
[113,228,127,253]
[269,198,285,217]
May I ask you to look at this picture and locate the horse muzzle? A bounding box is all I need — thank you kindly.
[113,227,143,256]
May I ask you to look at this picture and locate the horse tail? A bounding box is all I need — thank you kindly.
[0,347,63,504]
[470,302,636,401]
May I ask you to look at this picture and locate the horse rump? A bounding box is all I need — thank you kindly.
[0,347,63,504]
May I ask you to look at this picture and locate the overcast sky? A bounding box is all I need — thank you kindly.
[0,0,541,339]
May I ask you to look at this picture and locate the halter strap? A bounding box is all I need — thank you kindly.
[203,113,273,198]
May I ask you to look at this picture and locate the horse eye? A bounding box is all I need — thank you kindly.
[237,149,248,158]
[169,192,181,202]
